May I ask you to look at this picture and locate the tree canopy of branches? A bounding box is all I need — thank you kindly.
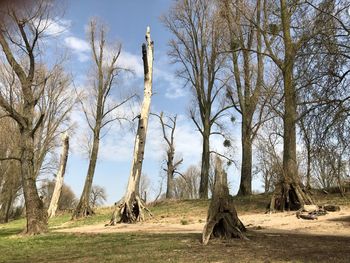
[163,0,233,199]
[0,0,73,234]
[89,185,107,208]
[220,0,269,196]
[73,20,135,219]
[153,112,183,199]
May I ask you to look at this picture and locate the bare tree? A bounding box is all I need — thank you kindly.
[0,0,70,234]
[163,0,232,199]
[253,0,332,210]
[33,66,74,179]
[139,173,151,203]
[89,185,107,208]
[41,180,77,212]
[73,20,135,219]
[254,124,283,194]
[109,27,154,224]
[0,115,22,223]
[173,165,201,199]
[220,0,269,196]
[152,112,183,199]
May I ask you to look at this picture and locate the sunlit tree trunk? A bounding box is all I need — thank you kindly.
[47,133,69,218]
[110,27,154,224]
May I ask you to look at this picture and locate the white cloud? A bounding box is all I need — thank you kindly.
[64,37,90,52]
[154,68,187,99]
[118,51,144,78]
[62,33,185,101]
[64,36,91,62]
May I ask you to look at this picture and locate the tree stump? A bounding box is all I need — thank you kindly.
[202,157,246,245]
[268,181,314,212]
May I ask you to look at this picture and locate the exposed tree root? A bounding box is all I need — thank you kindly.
[268,182,314,212]
[71,203,94,220]
[106,195,152,226]
[202,196,247,245]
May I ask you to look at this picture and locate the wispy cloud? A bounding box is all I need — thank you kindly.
[118,51,144,77]
[154,67,187,99]
[64,37,90,52]
[64,36,90,62]
[34,18,71,36]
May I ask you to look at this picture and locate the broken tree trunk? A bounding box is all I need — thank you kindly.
[202,157,246,245]
[109,27,154,224]
[47,133,69,218]
[268,179,314,212]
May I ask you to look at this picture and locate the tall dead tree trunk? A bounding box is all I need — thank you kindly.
[202,157,246,245]
[110,27,154,224]
[47,133,69,218]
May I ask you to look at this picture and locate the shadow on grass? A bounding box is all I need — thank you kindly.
[0,229,349,262]
[201,229,350,263]
[327,215,350,225]
[0,226,23,238]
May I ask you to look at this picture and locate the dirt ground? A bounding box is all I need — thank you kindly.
[56,206,350,237]
[53,206,350,262]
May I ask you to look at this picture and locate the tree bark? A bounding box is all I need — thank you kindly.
[238,116,253,195]
[269,0,314,211]
[47,133,69,218]
[166,148,175,199]
[199,124,210,199]
[202,157,246,245]
[223,0,264,197]
[109,27,154,224]
[154,112,181,199]
[72,129,100,219]
[21,127,48,234]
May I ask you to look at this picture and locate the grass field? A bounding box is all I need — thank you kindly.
[0,193,349,263]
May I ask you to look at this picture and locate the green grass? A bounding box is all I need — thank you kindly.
[0,232,200,263]
[0,193,349,262]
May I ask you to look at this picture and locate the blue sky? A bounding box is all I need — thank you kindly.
[45,0,263,204]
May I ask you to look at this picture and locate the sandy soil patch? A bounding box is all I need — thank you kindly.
[55,206,350,236]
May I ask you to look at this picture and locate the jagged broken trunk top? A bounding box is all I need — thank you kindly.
[111,27,154,224]
[202,158,246,245]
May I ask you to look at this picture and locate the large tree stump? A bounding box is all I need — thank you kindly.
[202,157,246,245]
[269,180,314,212]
